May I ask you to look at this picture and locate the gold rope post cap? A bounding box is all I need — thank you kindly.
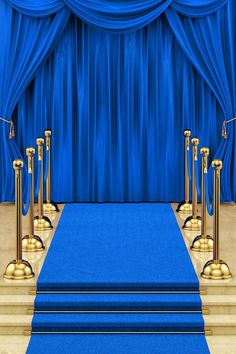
[36,137,44,146]
[184,129,191,137]
[200,147,210,156]
[191,137,199,145]
[13,159,24,170]
[212,159,222,170]
[26,147,35,156]
[44,129,52,137]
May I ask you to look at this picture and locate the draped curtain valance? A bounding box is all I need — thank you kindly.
[7,0,228,31]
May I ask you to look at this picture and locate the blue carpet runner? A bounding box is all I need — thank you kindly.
[27,204,209,353]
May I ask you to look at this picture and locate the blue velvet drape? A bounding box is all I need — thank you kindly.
[1,0,235,202]
[166,2,236,201]
[7,0,227,22]
[14,14,223,202]
[0,1,70,201]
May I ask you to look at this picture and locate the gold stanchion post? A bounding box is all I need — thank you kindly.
[183,137,201,231]
[176,129,192,214]
[22,148,45,252]
[191,147,213,252]
[201,160,232,279]
[43,130,59,215]
[34,138,53,231]
[3,160,34,280]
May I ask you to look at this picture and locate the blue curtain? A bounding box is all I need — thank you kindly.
[0,1,70,201]
[1,0,235,202]
[7,0,227,28]
[166,0,236,200]
[14,14,223,202]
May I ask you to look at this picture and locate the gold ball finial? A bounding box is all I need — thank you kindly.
[212,159,222,170]
[44,130,52,137]
[200,147,210,156]
[36,137,44,146]
[191,137,199,146]
[184,129,191,137]
[13,159,24,170]
[26,147,35,156]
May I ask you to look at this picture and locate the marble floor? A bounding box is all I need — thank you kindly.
[173,202,236,293]
[0,202,235,353]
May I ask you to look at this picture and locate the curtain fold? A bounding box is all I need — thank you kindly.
[0,1,71,201]
[166,1,236,201]
[6,0,228,31]
[14,14,223,202]
[1,0,235,202]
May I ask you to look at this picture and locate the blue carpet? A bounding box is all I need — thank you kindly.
[35,293,202,312]
[37,203,198,291]
[27,203,209,353]
[32,313,204,333]
[27,334,210,354]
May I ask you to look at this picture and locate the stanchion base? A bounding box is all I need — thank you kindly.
[3,260,34,280]
[43,201,60,215]
[201,260,232,280]
[34,216,53,231]
[22,235,45,252]
[191,235,213,252]
[176,201,192,214]
[183,216,201,231]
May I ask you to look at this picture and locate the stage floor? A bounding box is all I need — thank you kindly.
[0,202,235,353]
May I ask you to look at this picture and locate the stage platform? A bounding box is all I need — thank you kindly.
[0,202,235,353]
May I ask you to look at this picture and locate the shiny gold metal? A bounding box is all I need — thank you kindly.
[204,330,213,336]
[202,309,209,315]
[200,289,207,295]
[183,137,201,231]
[27,308,34,315]
[43,130,59,215]
[176,129,192,214]
[191,147,213,252]
[201,160,232,280]
[34,138,53,231]
[29,289,37,295]
[22,148,45,252]
[24,330,32,336]
[3,160,34,280]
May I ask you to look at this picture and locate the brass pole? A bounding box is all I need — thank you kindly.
[183,137,201,231]
[34,138,53,231]
[191,147,213,252]
[201,160,232,279]
[213,160,220,261]
[16,160,22,261]
[43,130,59,214]
[46,131,51,204]
[3,160,34,280]
[176,129,192,214]
[22,148,45,252]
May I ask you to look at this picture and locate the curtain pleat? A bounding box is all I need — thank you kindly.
[166,0,236,201]
[14,14,223,202]
[0,1,70,201]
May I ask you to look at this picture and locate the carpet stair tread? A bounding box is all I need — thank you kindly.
[27,334,210,354]
[32,313,204,333]
[34,293,201,312]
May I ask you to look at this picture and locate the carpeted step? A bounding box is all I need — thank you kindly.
[34,293,202,313]
[32,313,204,333]
[37,204,199,292]
[27,334,210,354]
